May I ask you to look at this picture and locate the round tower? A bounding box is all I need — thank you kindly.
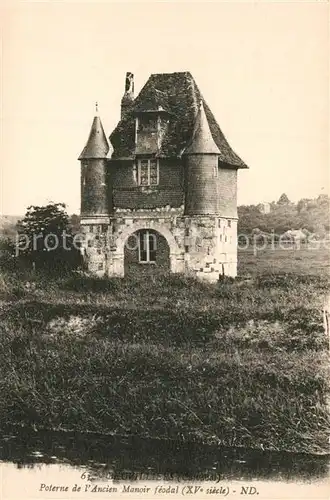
[183,100,220,215]
[78,106,111,216]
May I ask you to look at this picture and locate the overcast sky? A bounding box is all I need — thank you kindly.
[1,1,329,215]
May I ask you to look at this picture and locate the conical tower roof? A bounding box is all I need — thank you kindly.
[183,100,220,155]
[78,114,109,160]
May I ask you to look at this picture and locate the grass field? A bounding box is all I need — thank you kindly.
[0,247,329,455]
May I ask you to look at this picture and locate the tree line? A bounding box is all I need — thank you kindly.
[238,193,330,238]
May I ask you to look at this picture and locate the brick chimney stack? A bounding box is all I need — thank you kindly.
[121,72,135,119]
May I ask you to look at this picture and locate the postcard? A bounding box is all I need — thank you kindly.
[0,1,329,499]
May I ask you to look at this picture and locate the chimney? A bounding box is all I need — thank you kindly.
[121,72,134,119]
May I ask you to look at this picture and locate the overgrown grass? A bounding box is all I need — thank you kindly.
[0,248,329,454]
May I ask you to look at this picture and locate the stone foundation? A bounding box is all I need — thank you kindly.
[80,213,237,281]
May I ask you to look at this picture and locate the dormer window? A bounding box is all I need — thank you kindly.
[137,158,159,186]
[134,109,171,155]
[138,116,157,132]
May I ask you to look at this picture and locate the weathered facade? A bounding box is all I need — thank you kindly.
[79,72,248,281]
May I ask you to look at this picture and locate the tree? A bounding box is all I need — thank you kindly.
[0,237,17,271]
[277,193,290,205]
[69,214,81,234]
[16,203,82,271]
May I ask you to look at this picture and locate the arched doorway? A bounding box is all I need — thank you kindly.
[124,228,170,277]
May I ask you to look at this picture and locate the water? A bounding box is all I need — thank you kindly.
[1,426,329,499]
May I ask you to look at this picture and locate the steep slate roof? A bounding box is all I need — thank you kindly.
[109,72,248,168]
[183,100,220,155]
[79,116,109,160]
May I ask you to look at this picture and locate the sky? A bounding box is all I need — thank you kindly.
[1,0,329,215]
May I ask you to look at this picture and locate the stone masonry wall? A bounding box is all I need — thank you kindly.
[81,213,237,281]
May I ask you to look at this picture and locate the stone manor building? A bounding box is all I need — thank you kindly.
[79,72,248,281]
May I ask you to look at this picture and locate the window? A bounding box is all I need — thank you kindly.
[138,116,157,132]
[138,230,157,263]
[137,159,159,186]
[98,263,103,270]
[228,220,231,228]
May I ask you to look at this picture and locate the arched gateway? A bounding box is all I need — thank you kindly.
[124,229,170,277]
[112,221,184,277]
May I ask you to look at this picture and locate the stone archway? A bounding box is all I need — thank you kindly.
[124,228,170,277]
[111,220,184,277]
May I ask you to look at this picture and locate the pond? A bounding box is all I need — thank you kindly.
[0,426,329,499]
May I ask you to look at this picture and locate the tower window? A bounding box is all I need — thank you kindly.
[138,116,157,132]
[137,159,159,186]
[138,230,157,263]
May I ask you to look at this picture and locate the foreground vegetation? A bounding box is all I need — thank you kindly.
[0,248,329,455]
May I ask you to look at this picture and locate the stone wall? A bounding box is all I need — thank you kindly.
[80,213,237,281]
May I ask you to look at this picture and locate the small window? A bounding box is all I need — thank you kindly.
[138,230,157,263]
[138,116,157,132]
[218,219,221,228]
[228,220,231,228]
[101,224,107,233]
[214,165,218,177]
[185,228,190,237]
[98,263,103,270]
[185,245,189,253]
[137,159,159,186]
